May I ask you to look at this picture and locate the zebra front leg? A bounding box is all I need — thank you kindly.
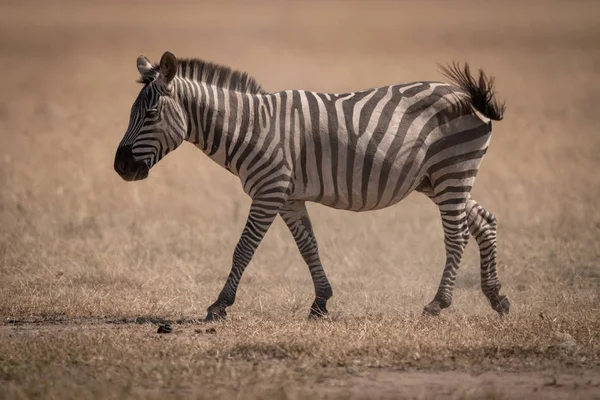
[205,198,282,321]
[423,204,470,316]
[465,195,510,315]
[280,201,333,319]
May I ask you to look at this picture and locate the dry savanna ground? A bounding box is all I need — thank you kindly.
[1,1,600,399]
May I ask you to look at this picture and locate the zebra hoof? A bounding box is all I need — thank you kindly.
[205,308,227,322]
[308,299,328,319]
[492,295,510,315]
[308,310,328,319]
[422,301,443,316]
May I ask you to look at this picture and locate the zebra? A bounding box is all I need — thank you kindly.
[114,51,509,321]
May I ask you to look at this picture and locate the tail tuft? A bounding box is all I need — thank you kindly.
[439,62,506,121]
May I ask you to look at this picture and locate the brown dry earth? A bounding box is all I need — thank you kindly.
[1,1,600,399]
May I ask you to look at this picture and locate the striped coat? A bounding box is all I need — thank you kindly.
[115,51,509,320]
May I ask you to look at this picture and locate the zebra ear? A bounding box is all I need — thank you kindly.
[159,51,178,84]
[137,55,156,81]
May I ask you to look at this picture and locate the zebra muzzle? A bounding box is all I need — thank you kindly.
[114,145,149,181]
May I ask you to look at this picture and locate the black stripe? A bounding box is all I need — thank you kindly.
[260,101,267,129]
[209,87,226,156]
[342,95,359,209]
[437,198,468,206]
[401,82,431,98]
[198,83,209,151]
[433,169,479,186]
[357,88,388,136]
[427,149,487,175]
[435,185,473,197]
[224,91,239,169]
[204,86,216,147]
[305,92,325,203]
[292,91,308,188]
[235,96,261,172]
[317,93,339,206]
[228,93,251,170]
[180,62,188,79]
[278,92,288,169]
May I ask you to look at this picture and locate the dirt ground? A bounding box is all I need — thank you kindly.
[1,1,600,399]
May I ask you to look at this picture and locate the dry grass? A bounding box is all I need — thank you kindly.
[2,312,599,399]
[1,1,600,398]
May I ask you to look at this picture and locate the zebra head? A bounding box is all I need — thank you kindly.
[114,51,187,181]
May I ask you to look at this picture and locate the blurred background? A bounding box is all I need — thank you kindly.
[1,0,599,319]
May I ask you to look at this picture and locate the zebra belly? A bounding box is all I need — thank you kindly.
[289,148,427,212]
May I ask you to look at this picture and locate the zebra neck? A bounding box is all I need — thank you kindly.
[180,81,270,175]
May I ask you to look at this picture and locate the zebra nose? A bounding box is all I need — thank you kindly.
[114,145,134,175]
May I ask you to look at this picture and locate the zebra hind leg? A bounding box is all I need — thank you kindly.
[422,194,470,316]
[465,195,510,315]
[280,201,333,319]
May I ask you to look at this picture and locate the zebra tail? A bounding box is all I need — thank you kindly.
[439,61,506,121]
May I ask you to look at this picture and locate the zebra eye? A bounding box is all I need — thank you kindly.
[146,108,159,117]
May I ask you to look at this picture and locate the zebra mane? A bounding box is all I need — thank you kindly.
[138,58,266,94]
